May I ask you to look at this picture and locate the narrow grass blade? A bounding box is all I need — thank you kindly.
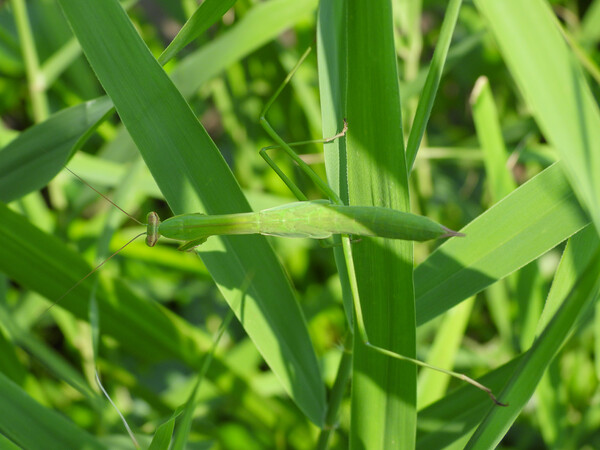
[416,358,522,449]
[415,162,589,325]
[172,0,319,98]
[148,414,177,450]
[580,0,600,43]
[474,0,600,235]
[346,0,416,446]
[172,309,235,450]
[316,4,355,444]
[470,75,520,348]
[470,76,516,202]
[158,0,235,65]
[417,297,475,409]
[11,0,48,121]
[406,0,462,171]
[0,372,103,449]
[466,230,600,448]
[317,0,353,327]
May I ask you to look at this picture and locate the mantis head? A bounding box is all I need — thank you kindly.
[146,211,161,247]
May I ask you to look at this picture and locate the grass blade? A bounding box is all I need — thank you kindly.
[158,0,236,65]
[0,97,113,202]
[474,0,600,235]
[415,162,589,325]
[0,371,103,449]
[466,229,600,448]
[345,0,416,446]
[406,0,462,171]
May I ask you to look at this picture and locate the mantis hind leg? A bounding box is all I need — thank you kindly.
[339,238,507,407]
[258,46,347,206]
[258,120,348,203]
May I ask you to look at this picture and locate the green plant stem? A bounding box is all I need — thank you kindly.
[11,0,48,122]
[316,334,353,449]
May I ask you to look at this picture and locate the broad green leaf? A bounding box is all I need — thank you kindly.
[57,0,325,425]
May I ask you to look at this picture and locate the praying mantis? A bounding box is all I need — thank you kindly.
[51,46,506,408]
[144,200,462,250]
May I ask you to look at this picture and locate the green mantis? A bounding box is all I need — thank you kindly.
[145,200,463,251]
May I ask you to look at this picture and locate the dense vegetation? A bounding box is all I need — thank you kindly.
[1,0,600,448]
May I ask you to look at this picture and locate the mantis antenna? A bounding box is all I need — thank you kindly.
[40,232,146,317]
[40,168,148,316]
[63,166,144,226]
